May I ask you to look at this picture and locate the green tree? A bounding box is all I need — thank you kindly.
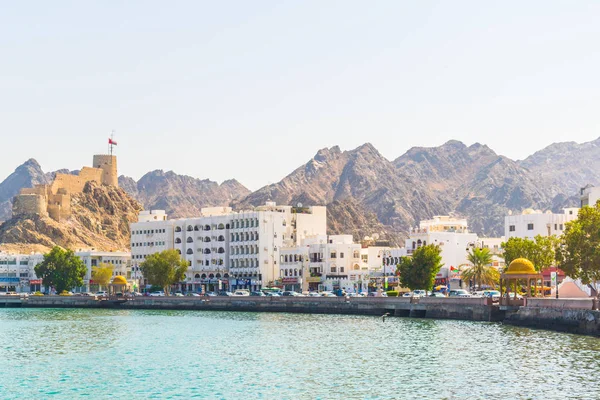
[556,202,600,288]
[397,244,443,292]
[92,263,113,290]
[34,246,87,293]
[501,235,557,272]
[461,247,499,288]
[140,250,188,295]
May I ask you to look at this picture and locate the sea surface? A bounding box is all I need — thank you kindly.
[0,308,599,399]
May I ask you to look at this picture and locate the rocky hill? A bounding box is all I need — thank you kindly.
[0,181,142,253]
[118,171,250,218]
[519,137,600,198]
[0,159,48,222]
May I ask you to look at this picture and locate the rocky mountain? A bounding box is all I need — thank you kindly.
[0,181,142,253]
[0,159,49,222]
[235,143,447,244]
[519,137,600,198]
[119,171,250,219]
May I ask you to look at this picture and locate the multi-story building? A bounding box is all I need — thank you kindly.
[301,235,369,293]
[407,216,478,288]
[130,210,176,288]
[0,252,44,293]
[580,186,600,207]
[130,202,327,292]
[504,208,579,240]
[75,250,131,292]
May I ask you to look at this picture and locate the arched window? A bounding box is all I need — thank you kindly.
[294,269,298,276]
[204,237,211,243]
[186,249,193,255]
[176,249,181,255]
[187,237,193,243]
[218,235,225,242]
[412,241,416,249]
[417,239,422,248]
[235,233,240,241]
[226,224,230,229]
[215,273,221,278]
[423,241,427,246]
[175,226,182,232]
[244,232,249,241]
[284,269,288,277]
[201,274,207,279]
[194,273,200,278]
[218,223,224,230]
[240,247,245,254]
[209,274,214,279]
[175,238,182,244]
[187,225,193,232]
[218,247,225,254]
[194,225,200,231]
[284,255,289,263]
[204,249,211,254]
[204,225,211,231]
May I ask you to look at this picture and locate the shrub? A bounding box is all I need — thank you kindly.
[386,290,399,297]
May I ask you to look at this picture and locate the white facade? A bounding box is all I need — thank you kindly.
[580,186,600,208]
[407,216,478,288]
[303,235,369,293]
[130,203,327,292]
[75,251,131,292]
[504,208,579,240]
[0,250,131,293]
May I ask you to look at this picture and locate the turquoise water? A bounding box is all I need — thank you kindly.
[0,309,599,399]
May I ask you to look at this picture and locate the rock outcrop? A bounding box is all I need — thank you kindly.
[0,181,142,253]
[0,159,48,221]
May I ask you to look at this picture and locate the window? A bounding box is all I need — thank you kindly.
[554,224,558,230]
[340,252,344,258]
[186,249,193,255]
[559,224,563,230]
[175,226,182,232]
[187,237,193,243]
[340,267,344,273]
[353,251,360,259]
[527,223,534,230]
[330,251,337,259]
[509,225,515,232]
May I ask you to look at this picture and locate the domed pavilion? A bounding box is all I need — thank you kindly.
[500,258,543,306]
[109,275,129,297]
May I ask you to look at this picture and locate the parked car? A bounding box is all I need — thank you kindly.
[483,290,501,301]
[402,292,413,297]
[174,293,184,297]
[429,292,446,298]
[233,290,250,296]
[149,291,165,297]
[320,291,336,297]
[307,292,321,297]
[204,292,217,297]
[412,290,427,297]
[250,291,266,297]
[95,291,108,297]
[186,293,201,297]
[218,291,234,297]
[282,291,302,297]
[449,289,471,297]
[265,292,281,297]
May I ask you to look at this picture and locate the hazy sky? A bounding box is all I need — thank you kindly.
[2,1,600,190]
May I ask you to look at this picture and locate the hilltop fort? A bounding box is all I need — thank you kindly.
[12,155,118,221]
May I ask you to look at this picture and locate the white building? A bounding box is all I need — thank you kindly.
[302,235,369,293]
[0,252,44,293]
[75,250,131,292]
[580,186,600,207]
[130,203,327,292]
[504,208,579,240]
[407,216,478,289]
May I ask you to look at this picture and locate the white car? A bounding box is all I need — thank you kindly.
[449,289,471,297]
[149,291,165,297]
[233,290,250,296]
[95,291,108,297]
[412,290,427,297]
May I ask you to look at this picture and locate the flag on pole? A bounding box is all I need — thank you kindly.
[109,138,117,145]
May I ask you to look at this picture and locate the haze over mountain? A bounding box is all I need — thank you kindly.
[1,137,598,248]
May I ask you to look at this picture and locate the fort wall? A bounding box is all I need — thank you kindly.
[93,155,118,187]
[12,154,118,221]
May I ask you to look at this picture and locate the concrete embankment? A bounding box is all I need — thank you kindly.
[504,298,600,336]
[4,295,600,335]
[0,296,501,322]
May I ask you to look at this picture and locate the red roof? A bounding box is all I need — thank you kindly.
[541,266,566,278]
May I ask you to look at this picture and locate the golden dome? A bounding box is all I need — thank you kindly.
[112,276,128,285]
[506,258,536,274]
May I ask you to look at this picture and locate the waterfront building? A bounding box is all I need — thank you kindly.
[301,235,369,293]
[130,202,327,292]
[407,216,478,288]
[580,185,600,207]
[504,208,578,240]
[75,250,131,292]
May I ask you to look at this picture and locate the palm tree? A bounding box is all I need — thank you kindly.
[461,247,499,289]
